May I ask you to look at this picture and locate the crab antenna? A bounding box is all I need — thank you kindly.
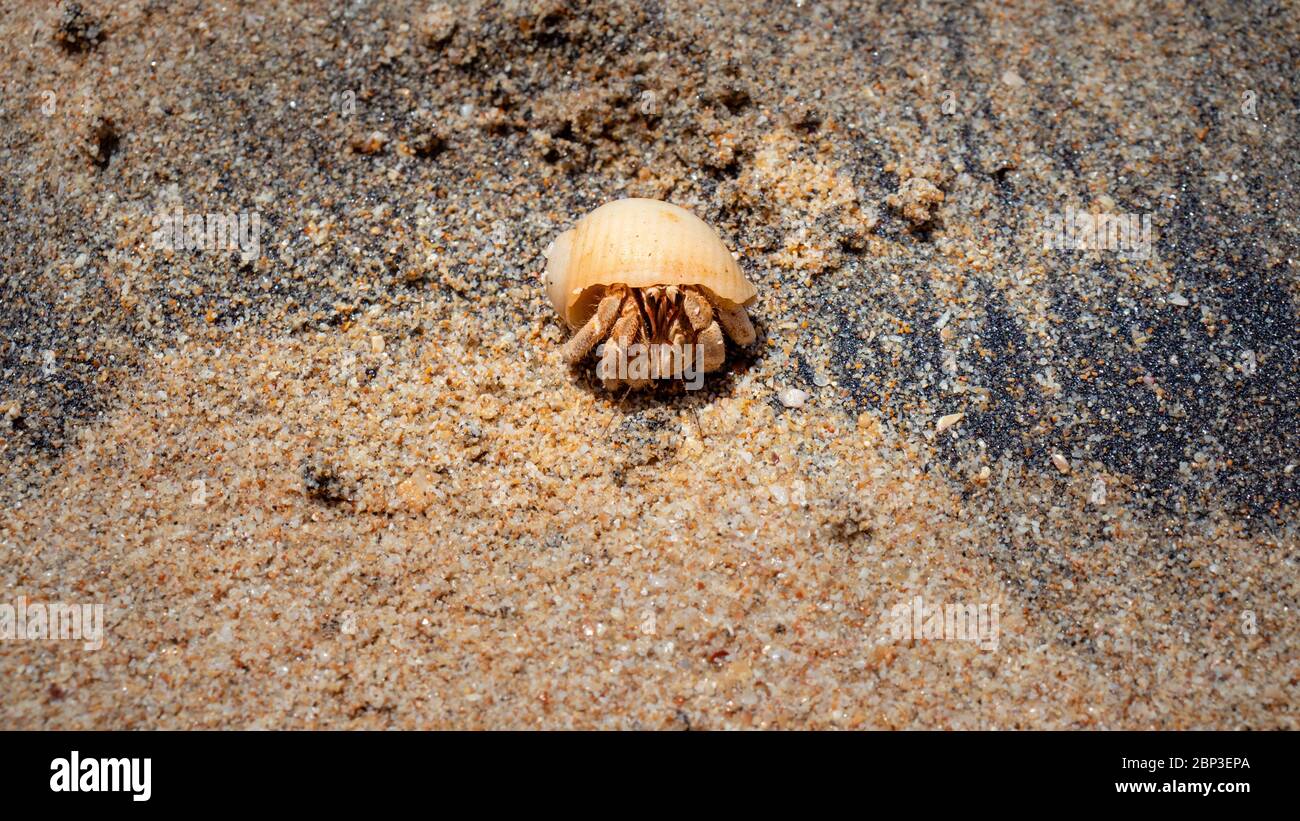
[631,289,655,343]
[602,385,634,439]
[663,292,684,343]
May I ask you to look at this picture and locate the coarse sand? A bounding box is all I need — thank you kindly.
[1,1,1296,728]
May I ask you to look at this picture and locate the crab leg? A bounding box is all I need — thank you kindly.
[664,312,694,379]
[680,288,713,333]
[561,287,625,364]
[713,300,756,345]
[597,299,649,388]
[680,288,727,372]
[697,322,727,372]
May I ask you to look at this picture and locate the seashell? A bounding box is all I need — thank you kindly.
[544,198,757,329]
[541,198,759,389]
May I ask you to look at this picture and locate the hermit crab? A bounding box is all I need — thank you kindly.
[543,198,758,388]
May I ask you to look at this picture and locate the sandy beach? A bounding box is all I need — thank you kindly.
[1,0,1296,728]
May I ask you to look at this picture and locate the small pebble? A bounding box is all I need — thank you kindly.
[935,412,965,434]
[350,131,388,154]
[1051,453,1071,474]
[1089,475,1107,505]
[778,388,809,408]
[416,3,457,44]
